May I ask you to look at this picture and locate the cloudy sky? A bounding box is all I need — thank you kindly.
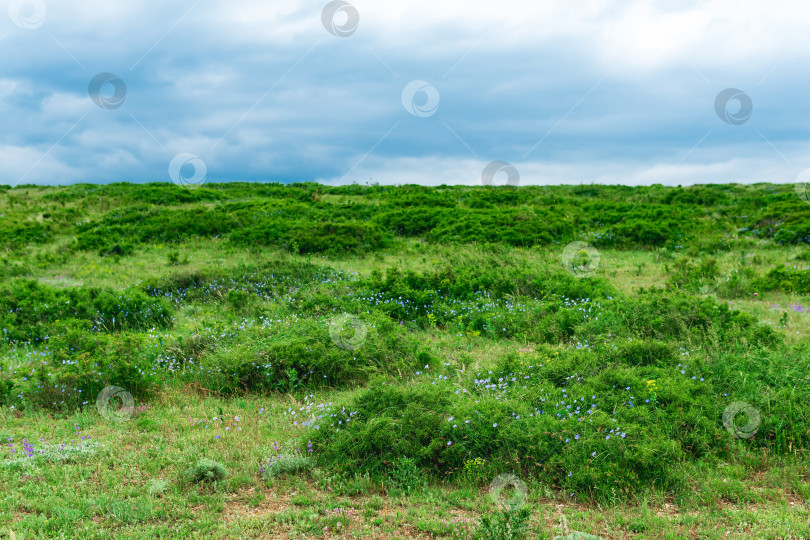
[2,0,809,186]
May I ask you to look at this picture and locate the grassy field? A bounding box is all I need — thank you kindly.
[0,182,809,539]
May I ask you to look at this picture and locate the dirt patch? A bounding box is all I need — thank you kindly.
[223,487,292,522]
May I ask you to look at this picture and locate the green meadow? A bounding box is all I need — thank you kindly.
[0,182,808,539]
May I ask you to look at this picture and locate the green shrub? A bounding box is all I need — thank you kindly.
[601,289,778,345]
[667,257,720,292]
[48,182,810,254]
[309,310,805,503]
[0,221,52,248]
[198,312,431,394]
[715,268,756,298]
[262,453,314,479]
[476,507,532,540]
[184,458,228,484]
[147,479,169,497]
[229,220,393,255]
[75,205,240,249]
[386,456,427,494]
[226,289,250,310]
[755,265,810,293]
[141,261,351,305]
[21,326,159,411]
[0,279,173,343]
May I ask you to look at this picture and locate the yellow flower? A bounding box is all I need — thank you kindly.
[463,457,487,473]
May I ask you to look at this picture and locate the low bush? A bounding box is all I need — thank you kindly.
[185,458,228,484]
[667,257,720,292]
[230,220,393,255]
[0,279,173,343]
[263,452,314,479]
[476,507,532,540]
[196,312,436,394]
[754,265,810,294]
[309,313,806,502]
[21,326,159,411]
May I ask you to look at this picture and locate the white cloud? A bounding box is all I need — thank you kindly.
[0,79,24,99]
[324,142,806,187]
[1,0,807,185]
[41,92,89,117]
[0,144,77,185]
